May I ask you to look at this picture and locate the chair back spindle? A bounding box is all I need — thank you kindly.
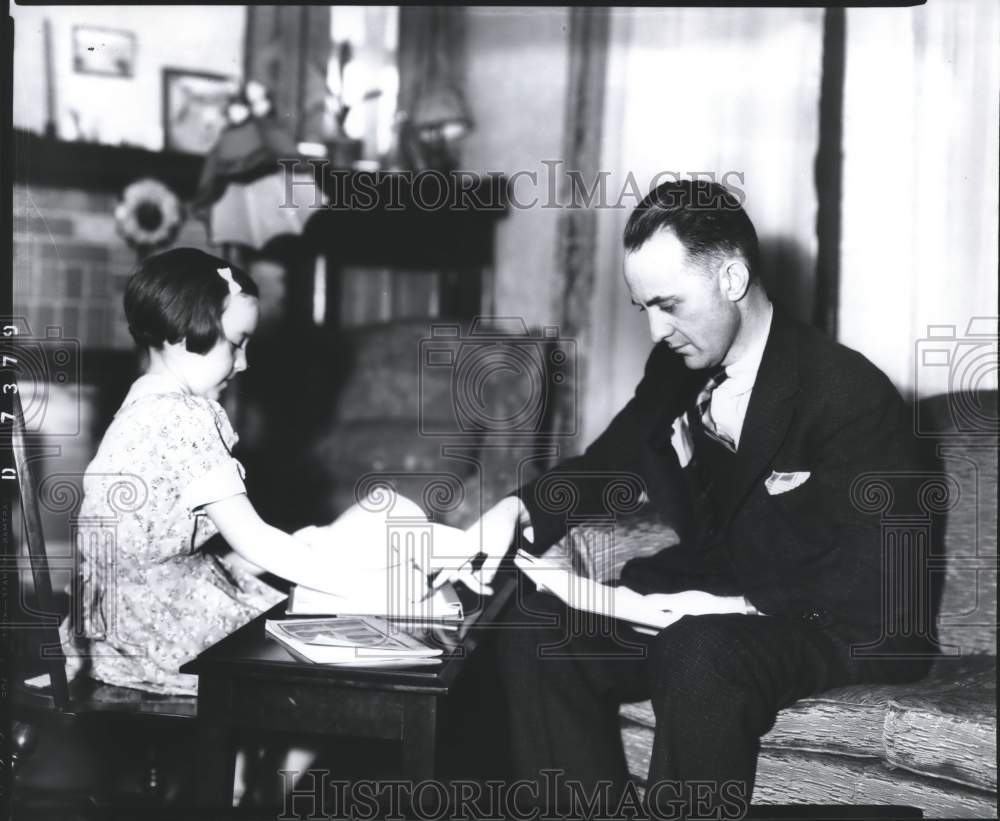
[9,387,72,710]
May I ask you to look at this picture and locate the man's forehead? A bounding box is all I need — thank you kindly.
[625,232,692,286]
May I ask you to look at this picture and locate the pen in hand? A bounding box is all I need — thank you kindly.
[420,554,486,601]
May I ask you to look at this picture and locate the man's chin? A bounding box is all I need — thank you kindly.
[678,350,707,369]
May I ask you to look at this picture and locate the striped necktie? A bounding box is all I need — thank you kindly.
[695,367,736,452]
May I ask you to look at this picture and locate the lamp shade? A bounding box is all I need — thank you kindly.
[208,170,326,250]
[411,85,472,132]
[193,110,327,249]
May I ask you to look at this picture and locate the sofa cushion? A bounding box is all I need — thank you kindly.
[620,681,892,760]
[918,392,998,656]
[620,655,996,781]
[760,687,891,759]
[622,726,997,818]
[884,656,997,792]
[754,750,998,819]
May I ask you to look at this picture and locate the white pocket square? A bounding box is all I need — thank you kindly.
[765,470,811,495]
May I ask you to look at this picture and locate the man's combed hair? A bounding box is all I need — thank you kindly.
[624,179,760,277]
[124,248,259,353]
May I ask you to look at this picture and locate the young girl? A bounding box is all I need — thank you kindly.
[59,247,385,696]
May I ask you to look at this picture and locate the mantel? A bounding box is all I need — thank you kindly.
[301,171,508,268]
[12,130,510,260]
[11,128,206,199]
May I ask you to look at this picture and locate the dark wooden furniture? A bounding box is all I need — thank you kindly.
[180,579,514,810]
[300,170,507,328]
[11,128,205,198]
[4,388,198,812]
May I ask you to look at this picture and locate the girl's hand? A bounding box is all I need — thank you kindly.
[291,525,323,547]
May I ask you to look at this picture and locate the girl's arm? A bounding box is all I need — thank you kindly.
[202,493,352,595]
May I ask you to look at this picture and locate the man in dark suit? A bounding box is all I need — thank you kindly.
[454,180,931,817]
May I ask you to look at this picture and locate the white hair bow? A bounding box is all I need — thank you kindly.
[216,267,242,295]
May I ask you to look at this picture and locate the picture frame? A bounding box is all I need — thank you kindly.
[72,25,136,78]
[161,68,239,155]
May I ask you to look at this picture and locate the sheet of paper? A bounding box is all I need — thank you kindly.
[288,581,463,621]
[292,495,474,579]
[514,550,672,630]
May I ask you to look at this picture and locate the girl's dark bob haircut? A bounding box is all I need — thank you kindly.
[124,248,259,354]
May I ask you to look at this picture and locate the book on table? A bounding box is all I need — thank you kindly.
[265,615,444,667]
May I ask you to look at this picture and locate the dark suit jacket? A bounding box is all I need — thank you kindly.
[517,309,928,650]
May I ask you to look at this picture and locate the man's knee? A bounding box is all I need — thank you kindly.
[649,614,758,697]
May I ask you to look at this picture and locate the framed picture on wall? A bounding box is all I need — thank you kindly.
[162,69,239,155]
[72,25,136,78]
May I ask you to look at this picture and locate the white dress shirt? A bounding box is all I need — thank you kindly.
[670,304,774,467]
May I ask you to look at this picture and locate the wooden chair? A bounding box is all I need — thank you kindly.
[5,388,198,813]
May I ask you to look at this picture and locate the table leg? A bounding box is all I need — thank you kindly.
[194,722,236,808]
[401,695,437,783]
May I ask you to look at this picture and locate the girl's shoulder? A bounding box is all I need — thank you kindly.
[113,376,236,443]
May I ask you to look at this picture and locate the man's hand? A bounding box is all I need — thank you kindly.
[641,590,756,624]
[441,495,532,595]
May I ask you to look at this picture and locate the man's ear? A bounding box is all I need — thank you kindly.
[718,260,751,302]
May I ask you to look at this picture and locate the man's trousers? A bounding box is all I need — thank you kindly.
[495,590,915,818]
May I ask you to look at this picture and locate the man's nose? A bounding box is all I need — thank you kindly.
[648,311,675,344]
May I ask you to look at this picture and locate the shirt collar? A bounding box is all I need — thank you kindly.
[723,303,774,387]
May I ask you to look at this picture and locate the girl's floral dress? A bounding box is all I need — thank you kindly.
[59,373,285,695]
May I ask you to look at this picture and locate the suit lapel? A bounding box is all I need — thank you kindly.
[634,320,801,534]
[719,310,801,526]
[642,351,705,540]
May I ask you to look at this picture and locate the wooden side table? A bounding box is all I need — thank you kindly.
[181,579,514,810]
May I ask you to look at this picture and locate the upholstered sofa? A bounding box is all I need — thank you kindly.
[551,392,996,818]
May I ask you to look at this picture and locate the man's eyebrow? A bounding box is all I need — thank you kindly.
[633,295,678,307]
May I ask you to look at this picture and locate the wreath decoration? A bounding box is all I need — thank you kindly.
[114,178,185,251]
